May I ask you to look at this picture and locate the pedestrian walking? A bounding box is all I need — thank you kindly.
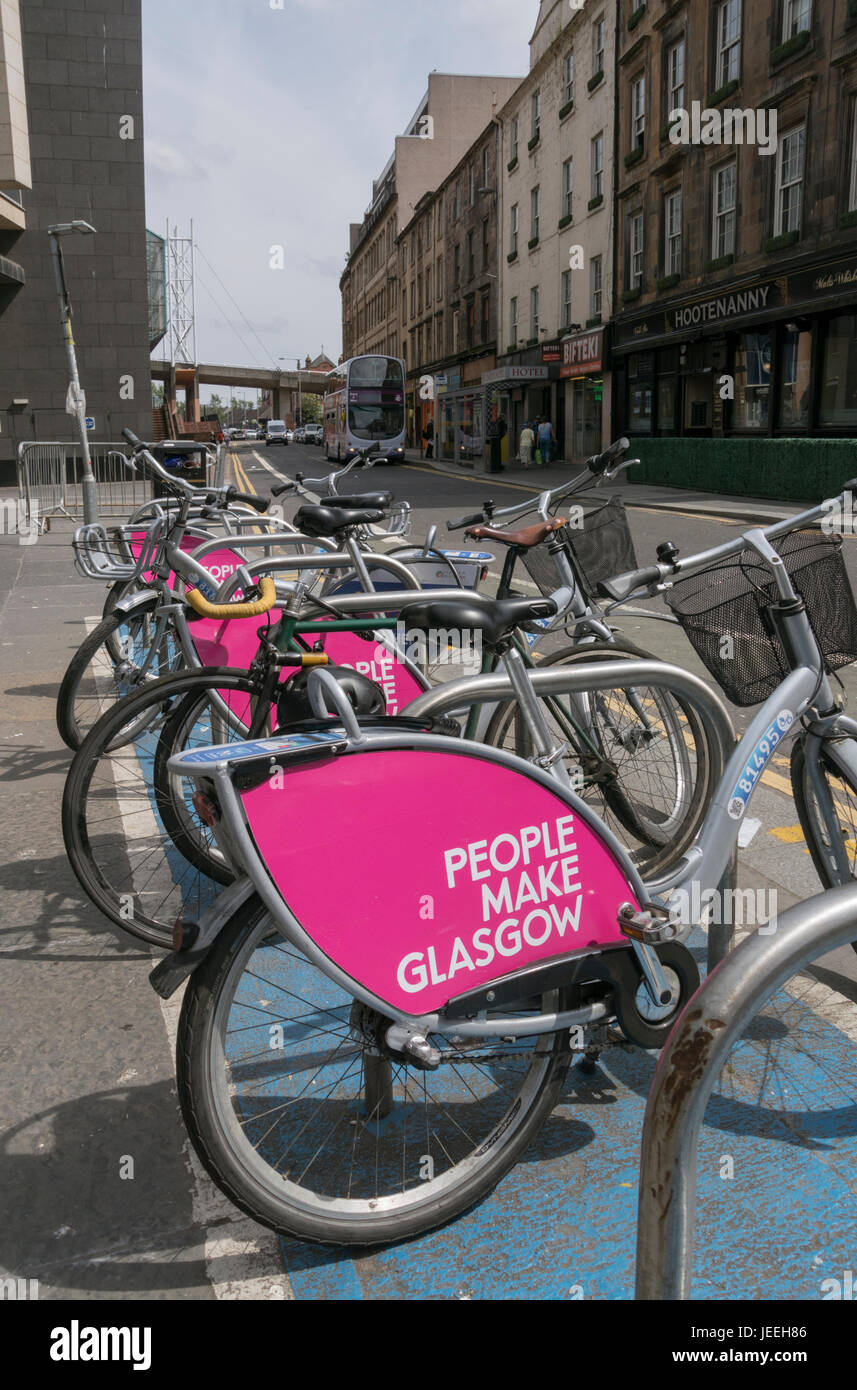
[422,417,435,459]
[519,421,535,468]
[537,416,556,467]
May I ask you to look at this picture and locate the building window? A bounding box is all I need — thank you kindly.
[467,229,475,280]
[426,214,432,250]
[511,117,519,162]
[510,203,519,255]
[482,145,490,189]
[481,294,490,344]
[716,0,742,89]
[467,300,475,348]
[530,286,540,339]
[665,190,682,276]
[779,326,812,429]
[630,212,644,288]
[482,217,489,270]
[850,100,857,213]
[782,0,811,41]
[469,166,476,206]
[453,309,461,352]
[593,15,605,77]
[712,161,736,258]
[667,39,685,117]
[531,186,540,241]
[436,255,443,298]
[410,281,416,317]
[454,243,461,287]
[631,75,646,150]
[437,198,443,240]
[426,266,432,305]
[561,269,573,329]
[591,256,603,317]
[510,295,518,345]
[563,51,575,107]
[410,237,415,267]
[774,126,805,237]
[733,333,772,430]
[591,133,604,199]
[562,158,574,219]
[531,89,541,140]
[455,180,461,219]
[820,315,857,427]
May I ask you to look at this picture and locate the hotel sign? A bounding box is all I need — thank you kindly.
[482,365,549,385]
[560,327,604,376]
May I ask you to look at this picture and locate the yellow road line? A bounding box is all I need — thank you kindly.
[402,462,546,494]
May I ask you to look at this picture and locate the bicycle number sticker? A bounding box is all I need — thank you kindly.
[727,710,794,820]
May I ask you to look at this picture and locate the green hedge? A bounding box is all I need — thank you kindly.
[626,438,857,503]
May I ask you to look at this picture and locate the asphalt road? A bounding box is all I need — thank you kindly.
[233,439,857,1000]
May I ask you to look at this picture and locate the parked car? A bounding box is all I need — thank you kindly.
[294,426,306,444]
[256,427,266,441]
[266,420,289,447]
[304,424,323,445]
[285,429,294,442]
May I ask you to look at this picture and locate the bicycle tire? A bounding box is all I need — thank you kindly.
[483,642,716,878]
[177,892,574,1246]
[62,667,267,947]
[790,737,857,955]
[56,601,184,751]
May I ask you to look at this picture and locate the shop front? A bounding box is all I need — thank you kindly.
[560,327,607,464]
[485,347,565,461]
[612,250,857,441]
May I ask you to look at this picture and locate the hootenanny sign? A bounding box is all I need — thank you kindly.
[670,284,774,330]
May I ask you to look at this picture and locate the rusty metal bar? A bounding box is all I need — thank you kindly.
[635,881,857,1299]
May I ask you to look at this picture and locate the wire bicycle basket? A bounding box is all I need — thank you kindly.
[523,494,638,601]
[665,529,857,706]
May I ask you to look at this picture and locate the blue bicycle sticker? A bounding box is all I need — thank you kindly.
[727,709,794,820]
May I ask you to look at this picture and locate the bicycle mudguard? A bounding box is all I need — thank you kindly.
[170,730,644,1016]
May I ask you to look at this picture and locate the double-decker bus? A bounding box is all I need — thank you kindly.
[323,355,406,464]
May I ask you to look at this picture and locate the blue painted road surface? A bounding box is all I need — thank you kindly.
[274,935,857,1301]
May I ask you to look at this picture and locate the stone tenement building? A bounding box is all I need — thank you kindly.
[611,0,857,489]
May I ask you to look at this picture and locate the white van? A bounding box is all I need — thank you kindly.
[266,420,288,447]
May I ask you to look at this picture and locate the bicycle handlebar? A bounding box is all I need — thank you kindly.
[447,509,493,533]
[598,477,857,606]
[184,574,277,620]
[586,437,630,474]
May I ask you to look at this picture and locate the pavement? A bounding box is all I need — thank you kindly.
[402,447,799,525]
[1,462,855,1301]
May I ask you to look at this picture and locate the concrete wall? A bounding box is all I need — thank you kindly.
[0,0,31,190]
[0,0,152,480]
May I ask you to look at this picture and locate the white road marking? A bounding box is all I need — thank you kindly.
[738,817,762,848]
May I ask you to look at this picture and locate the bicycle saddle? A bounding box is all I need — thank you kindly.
[318,492,393,510]
[464,517,567,548]
[399,596,557,647]
[294,504,386,538]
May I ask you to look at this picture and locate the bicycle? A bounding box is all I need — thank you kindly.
[147,475,857,1246]
[442,439,716,877]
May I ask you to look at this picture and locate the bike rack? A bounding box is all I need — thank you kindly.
[634,880,857,1299]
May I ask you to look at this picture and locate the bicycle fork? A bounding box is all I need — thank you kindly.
[502,645,674,1009]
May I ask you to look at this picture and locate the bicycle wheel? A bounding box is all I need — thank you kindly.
[177,892,574,1246]
[791,737,857,955]
[62,668,272,948]
[484,642,716,878]
[56,601,185,751]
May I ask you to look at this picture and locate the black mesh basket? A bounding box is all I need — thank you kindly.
[522,495,638,599]
[665,530,857,707]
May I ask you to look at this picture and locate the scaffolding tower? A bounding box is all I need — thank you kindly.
[166,221,197,366]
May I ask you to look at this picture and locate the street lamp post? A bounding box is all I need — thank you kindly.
[47,221,98,523]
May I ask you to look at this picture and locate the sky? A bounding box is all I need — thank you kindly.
[142,0,533,394]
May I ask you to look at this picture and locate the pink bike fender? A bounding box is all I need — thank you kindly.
[240,747,639,1013]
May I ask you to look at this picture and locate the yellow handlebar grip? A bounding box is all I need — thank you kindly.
[184,574,277,620]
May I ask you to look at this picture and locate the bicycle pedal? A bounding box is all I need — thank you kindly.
[617,902,679,945]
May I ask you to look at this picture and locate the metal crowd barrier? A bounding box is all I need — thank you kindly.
[635,880,857,1299]
[17,441,155,532]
